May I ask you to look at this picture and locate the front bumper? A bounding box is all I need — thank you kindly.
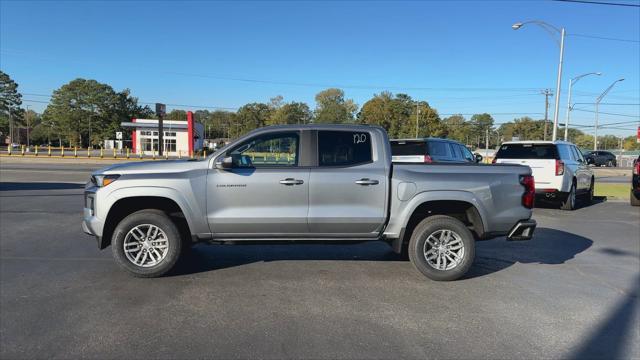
[507,219,537,241]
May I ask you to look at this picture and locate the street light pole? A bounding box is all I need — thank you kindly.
[415,102,420,138]
[564,72,601,141]
[26,105,31,148]
[594,78,624,151]
[512,20,565,141]
[552,27,565,141]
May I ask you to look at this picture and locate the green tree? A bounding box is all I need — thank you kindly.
[623,135,640,151]
[469,113,494,147]
[270,102,312,125]
[42,78,151,147]
[0,71,24,142]
[574,134,594,149]
[443,114,470,144]
[236,102,273,135]
[167,109,187,121]
[314,88,357,124]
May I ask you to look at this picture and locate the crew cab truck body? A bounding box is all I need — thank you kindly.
[83,125,536,281]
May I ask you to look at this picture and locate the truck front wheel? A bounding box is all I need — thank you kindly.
[408,215,475,281]
[111,210,182,278]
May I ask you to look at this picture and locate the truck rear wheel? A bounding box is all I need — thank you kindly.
[111,210,182,278]
[408,215,475,281]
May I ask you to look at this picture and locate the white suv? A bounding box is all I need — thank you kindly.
[493,141,594,210]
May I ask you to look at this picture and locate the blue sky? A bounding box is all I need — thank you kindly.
[1,0,639,136]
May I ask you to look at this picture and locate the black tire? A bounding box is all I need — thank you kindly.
[111,209,182,278]
[561,183,577,211]
[583,178,594,205]
[408,215,475,281]
[631,190,640,207]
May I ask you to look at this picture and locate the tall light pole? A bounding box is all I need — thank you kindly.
[564,72,601,141]
[594,78,624,151]
[512,20,565,141]
[26,105,31,148]
[415,102,420,138]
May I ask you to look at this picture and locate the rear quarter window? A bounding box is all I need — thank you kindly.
[496,144,559,159]
[318,130,372,166]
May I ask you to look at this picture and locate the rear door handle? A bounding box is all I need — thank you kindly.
[279,178,304,186]
[355,178,379,186]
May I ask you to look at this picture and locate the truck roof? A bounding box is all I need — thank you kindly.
[245,123,386,134]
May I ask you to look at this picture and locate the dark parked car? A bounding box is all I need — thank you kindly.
[631,155,640,206]
[390,138,482,163]
[583,151,617,167]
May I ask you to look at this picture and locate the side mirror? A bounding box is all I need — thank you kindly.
[475,154,483,163]
[215,156,233,170]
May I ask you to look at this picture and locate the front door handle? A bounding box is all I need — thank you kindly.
[279,178,304,186]
[355,178,379,186]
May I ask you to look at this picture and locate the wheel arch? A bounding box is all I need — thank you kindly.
[101,196,194,250]
[390,196,486,254]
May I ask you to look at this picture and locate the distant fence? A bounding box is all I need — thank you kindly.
[1,145,208,161]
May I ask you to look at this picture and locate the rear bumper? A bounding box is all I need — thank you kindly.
[507,219,537,241]
[536,189,567,201]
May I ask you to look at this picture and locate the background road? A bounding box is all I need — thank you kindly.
[1,160,638,359]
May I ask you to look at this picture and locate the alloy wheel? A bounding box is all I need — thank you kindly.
[123,224,170,267]
[423,229,465,271]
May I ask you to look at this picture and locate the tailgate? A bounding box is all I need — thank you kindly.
[496,158,556,189]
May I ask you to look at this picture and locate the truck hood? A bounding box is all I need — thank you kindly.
[94,159,205,175]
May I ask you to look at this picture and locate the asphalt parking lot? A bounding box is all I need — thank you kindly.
[1,160,638,359]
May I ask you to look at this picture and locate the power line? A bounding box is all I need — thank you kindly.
[569,33,640,43]
[166,72,543,92]
[572,108,639,118]
[573,103,640,105]
[554,0,640,7]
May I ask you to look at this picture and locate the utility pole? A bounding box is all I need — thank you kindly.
[415,102,420,138]
[485,128,489,158]
[8,112,12,145]
[542,89,553,141]
[26,105,31,148]
[155,103,166,156]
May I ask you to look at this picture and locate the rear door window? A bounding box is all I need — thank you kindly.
[557,144,574,161]
[427,141,452,160]
[390,141,426,156]
[495,144,559,159]
[449,143,463,160]
[318,130,372,167]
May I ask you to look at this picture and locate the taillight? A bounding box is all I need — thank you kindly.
[520,175,535,209]
[423,155,433,163]
[555,160,564,176]
[634,161,639,175]
[491,158,497,164]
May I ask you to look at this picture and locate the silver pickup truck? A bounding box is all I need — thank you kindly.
[83,124,536,281]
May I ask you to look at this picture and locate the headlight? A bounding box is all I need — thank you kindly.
[91,174,120,187]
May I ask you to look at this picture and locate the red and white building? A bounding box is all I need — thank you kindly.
[122,111,204,156]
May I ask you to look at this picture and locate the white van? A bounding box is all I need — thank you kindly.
[493,141,594,210]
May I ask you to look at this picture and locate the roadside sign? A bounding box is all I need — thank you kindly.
[155,103,166,117]
[115,131,123,140]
